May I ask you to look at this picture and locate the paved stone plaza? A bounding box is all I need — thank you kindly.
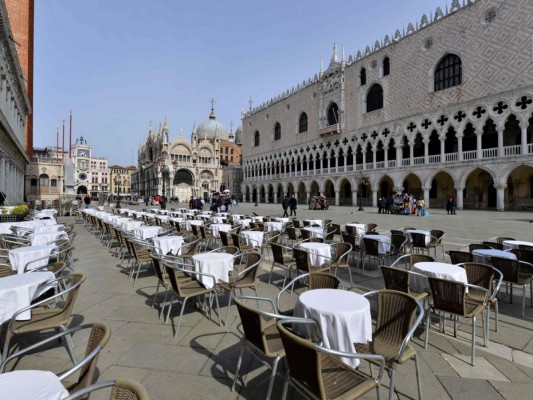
[5,203,533,399]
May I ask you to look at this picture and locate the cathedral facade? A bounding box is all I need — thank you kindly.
[241,0,533,211]
[132,106,240,201]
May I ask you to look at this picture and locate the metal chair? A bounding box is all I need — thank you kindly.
[63,379,149,400]
[356,290,424,400]
[491,256,533,317]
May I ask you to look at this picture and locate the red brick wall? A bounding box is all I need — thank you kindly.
[5,0,34,156]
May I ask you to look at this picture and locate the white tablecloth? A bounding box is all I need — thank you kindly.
[192,252,234,288]
[133,226,162,240]
[345,223,366,236]
[121,221,144,231]
[156,215,170,223]
[236,219,251,228]
[264,221,283,232]
[410,262,469,292]
[210,223,232,237]
[251,216,264,222]
[211,216,225,224]
[0,271,55,324]
[185,220,204,230]
[0,220,51,235]
[9,244,55,274]
[472,249,517,263]
[33,224,64,233]
[33,209,58,219]
[152,235,184,255]
[272,217,290,223]
[360,234,391,254]
[294,289,372,367]
[299,242,331,267]
[404,229,431,245]
[303,227,324,239]
[241,230,264,247]
[502,240,533,250]
[29,231,67,246]
[0,370,69,400]
[304,219,324,227]
[231,214,244,222]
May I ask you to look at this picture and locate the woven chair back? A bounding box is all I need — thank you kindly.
[271,243,287,265]
[363,238,380,257]
[448,251,472,264]
[286,227,299,241]
[309,272,341,290]
[293,248,311,273]
[491,256,520,282]
[428,277,466,315]
[374,290,418,352]
[511,248,533,265]
[461,262,494,302]
[366,223,378,232]
[234,299,269,353]
[482,241,503,250]
[381,266,409,293]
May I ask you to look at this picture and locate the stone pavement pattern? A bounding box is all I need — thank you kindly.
[4,202,533,399]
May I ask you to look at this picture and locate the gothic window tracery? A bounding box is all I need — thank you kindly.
[299,113,308,133]
[274,122,281,140]
[327,103,339,126]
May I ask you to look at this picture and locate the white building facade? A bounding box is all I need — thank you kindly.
[0,1,31,204]
[242,0,533,211]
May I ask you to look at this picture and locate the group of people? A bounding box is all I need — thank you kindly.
[446,196,457,215]
[308,196,330,210]
[282,195,298,217]
[377,193,427,216]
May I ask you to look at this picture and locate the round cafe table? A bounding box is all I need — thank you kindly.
[404,229,431,245]
[210,223,232,237]
[133,226,162,240]
[345,223,366,236]
[502,240,533,250]
[0,271,55,325]
[303,227,324,239]
[304,219,323,227]
[152,235,184,255]
[410,262,468,292]
[0,370,69,400]
[29,231,67,246]
[359,234,391,254]
[240,230,264,247]
[192,252,234,289]
[472,249,517,264]
[264,221,283,232]
[9,244,55,274]
[299,242,331,267]
[294,289,372,368]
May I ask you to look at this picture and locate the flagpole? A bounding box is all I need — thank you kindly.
[69,110,72,158]
[62,120,65,160]
[56,128,59,161]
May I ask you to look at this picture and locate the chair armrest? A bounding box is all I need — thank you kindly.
[238,295,278,314]
[57,345,101,381]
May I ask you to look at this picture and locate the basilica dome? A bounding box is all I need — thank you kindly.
[196,107,230,140]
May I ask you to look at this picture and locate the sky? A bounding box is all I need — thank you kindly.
[34,0,448,166]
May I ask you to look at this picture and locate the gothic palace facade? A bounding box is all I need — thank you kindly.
[241,0,533,211]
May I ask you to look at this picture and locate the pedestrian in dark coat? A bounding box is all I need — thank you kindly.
[282,195,289,217]
[289,195,298,216]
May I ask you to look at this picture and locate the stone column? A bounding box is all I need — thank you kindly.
[0,153,5,192]
[372,147,377,170]
[520,122,528,155]
[384,147,388,166]
[455,186,464,210]
[440,136,445,162]
[409,140,414,165]
[372,189,378,207]
[362,151,366,170]
[306,191,311,206]
[423,140,429,164]
[273,191,278,204]
[396,145,403,166]
[457,134,464,161]
[320,156,323,175]
[496,184,506,211]
[476,132,482,159]
[335,190,340,206]
[352,189,358,207]
[423,186,431,209]
[497,127,504,157]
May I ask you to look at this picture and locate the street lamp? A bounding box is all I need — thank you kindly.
[113,176,121,209]
[157,157,170,210]
[357,172,368,212]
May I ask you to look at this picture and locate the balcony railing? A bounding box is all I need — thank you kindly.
[248,145,532,181]
[319,123,340,137]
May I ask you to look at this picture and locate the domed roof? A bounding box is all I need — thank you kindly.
[196,106,230,140]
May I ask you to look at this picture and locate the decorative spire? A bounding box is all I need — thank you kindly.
[320,58,323,76]
[248,97,253,111]
[331,43,338,63]
[229,120,233,133]
[209,98,216,119]
[163,115,168,130]
[342,46,345,62]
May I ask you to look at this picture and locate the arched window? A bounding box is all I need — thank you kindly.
[383,57,390,76]
[39,174,49,187]
[366,84,384,112]
[434,54,462,92]
[274,122,281,140]
[254,130,260,147]
[327,103,339,126]
[360,68,366,86]
[298,113,308,133]
[173,169,193,185]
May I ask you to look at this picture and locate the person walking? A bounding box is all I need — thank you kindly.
[289,195,298,216]
[83,194,91,209]
[282,195,289,217]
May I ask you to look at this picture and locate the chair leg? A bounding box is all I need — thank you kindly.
[522,283,526,318]
[59,325,77,364]
[231,339,246,392]
[471,316,476,366]
[414,354,422,400]
[224,290,235,327]
[266,356,280,400]
[281,370,290,400]
[173,297,189,340]
[152,281,161,308]
[388,369,396,400]
[424,309,431,349]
